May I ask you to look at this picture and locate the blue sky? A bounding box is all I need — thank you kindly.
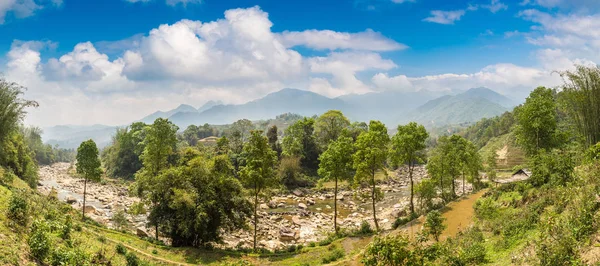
[1,0,598,126]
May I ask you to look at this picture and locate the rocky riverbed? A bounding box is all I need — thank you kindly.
[37,163,473,250]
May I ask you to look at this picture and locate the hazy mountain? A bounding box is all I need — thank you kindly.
[405,89,509,126]
[337,90,438,124]
[197,100,224,113]
[169,88,348,127]
[139,104,198,124]
[43,124,117,149]
[459,87,517,108]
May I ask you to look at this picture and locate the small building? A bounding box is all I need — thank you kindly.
[493,168,531,185]
[198,136,219,146]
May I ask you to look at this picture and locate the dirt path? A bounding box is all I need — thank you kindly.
[332,189,489,266]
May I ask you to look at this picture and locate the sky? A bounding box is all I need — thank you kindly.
[0,0,599,127]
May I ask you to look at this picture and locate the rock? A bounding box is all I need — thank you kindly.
[279,228,298,241]
[65,196,77,204]
[136,227,149,238]
[298,203,308,209]
[393,203,402,209]
[307,199,315,205]
[260,203,269,210]
[277,203,286,208]
[84,205,97,214]
[338,195,344,201]
[268,200,278,209]
[316,208,322,211]
[292,216,302,225]
[293,189,304,197]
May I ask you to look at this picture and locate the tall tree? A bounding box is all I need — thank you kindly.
[0,78,38,143]
[515,86,558,156]
[76,139,102,219]
[282,117,320,172]
[314,110,350,149]
[266,125,281,156]
[390,122,428,215]
[318,136,354,234]
[102,122,146,179]
[353,121,390,231]
[560,65,600,148]
[135,118,178,239]
[240,130,278,251]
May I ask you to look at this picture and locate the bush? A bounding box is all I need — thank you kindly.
[49,247,89,266]
[112,209,128,230]
[392,212,418,229]
[128,202,146,215]
[0,167,15,186]
[28,220,51,262]
[116,243,127,255]
[362,235,416,266]
[424,210,446,242]
[125,252,140,266]
[60,215,72,240]
[353,220,374,236]
[8,190,29,226]
[322,246,344,264]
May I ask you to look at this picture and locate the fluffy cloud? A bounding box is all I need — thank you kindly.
[423,10,466,25]
[277,29,407,51]
[372,63,563,97]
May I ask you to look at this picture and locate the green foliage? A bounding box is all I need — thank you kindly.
[28,219,52,262]
[282,117,320,173]
[392,212,418,229]
[560,65,600,148]
[60,215,72,240]
[182,123,217,146]
[529,149,575,187]
[102,122,146,179]
[112,209,128,231]
[116,243,127,255]
[0,78,38,144]
[321,245,344,264]
[353,120,389,231]
[391,122,428,214]
[314,110,350,149]
[267,125,281,156]
[462,111,515,148]
[76,140,102,182]
[49,246,90,266]
[125,252,140,266]
[318,136,354,232]
[8,189,29,226]
[1,132,39,188]
[585,142,600,162]
[515,86,559,156]
[424,210,446,242]
[128,202,146,215]
[415,178,437,211]
[279,155,310,189]
[362,235,418,266]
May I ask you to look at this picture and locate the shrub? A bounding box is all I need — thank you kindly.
[125,252,140,266]
[112,209,128,230]
[362,235,416,266]
[322,246,344,264]
[116,243,127,255]
[8,189,29,226]
[128,202,146,215]
[60,215,72,240]
[28,220,51,262]
[0,167,15,186]
[353,220,374,236]
[49,247,89,266]
[424,210,446,242]
[392,212,418,229]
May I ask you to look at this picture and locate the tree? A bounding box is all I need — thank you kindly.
[362,234,421,266]
[485,149,498,182]
[318,136,354,233]
[424,210,446,242]
[240,130,278,251]
[0,78,38,143]
[135,118,178,239]
[560,65,600,148]
[267,125,281,156]
[314,110,350,149]
[353,121,390,231]
[102,122,146,179]
[76,139,102,219]
[282,117,320,173]
[390,122,428,215]
[415,178,437,211]
[427,136,452,201]
[515,86,558,156]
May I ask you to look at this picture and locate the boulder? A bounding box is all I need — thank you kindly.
[292,216,302,226]
[292,189,304,197]
[279,228,298,241]
[298,203,308,209]
[306,199,315,205]
[268,200,278,209]
[260,203,269,210]
[84,205,97,214]
[136,227,149,238]
[65,196,77,204]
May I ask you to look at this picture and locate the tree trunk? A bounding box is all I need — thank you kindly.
[372,170,379,231]
[82,178,87,219]
[334,177,338,234]
[451,176,456,198]
[409,161,415,215]
[462,173,465,196]
[155,224,159,240]
[253,191,258,251]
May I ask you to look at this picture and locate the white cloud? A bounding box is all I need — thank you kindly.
[0,0,40,24]
[423,10,466,25]
[391,0,416,3]
[481,0,508,13]
[277,29,407,51]
[125,0,202,6]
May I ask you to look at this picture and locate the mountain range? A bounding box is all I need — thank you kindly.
[42,87,518,149]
